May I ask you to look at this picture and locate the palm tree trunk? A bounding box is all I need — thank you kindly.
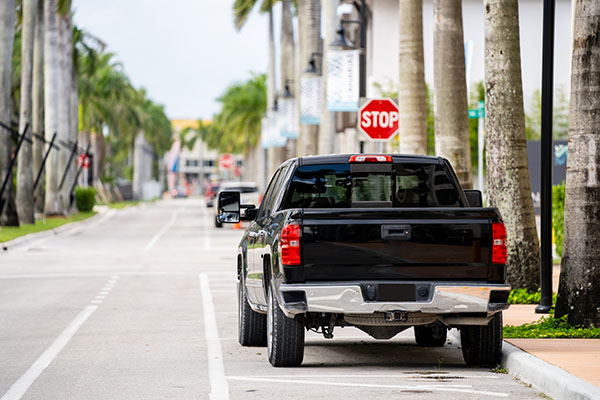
[433,0,472,189]
[16,0,37,224]
[0,0,18,226]
[484,0,539,291]
[281,0,296,160]
[297,0,321,157]
[43,0,61,215]
[56,11,71,214]
[398,0,427,155]
[266,3,279,178]
[32,0,44,214]
[318,0,338,156]
[555,0,600,328]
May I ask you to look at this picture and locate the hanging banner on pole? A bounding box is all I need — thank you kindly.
[279,97,298,139]
[327,49,360,112]
[299,76,322,125]
[270,110,286,147]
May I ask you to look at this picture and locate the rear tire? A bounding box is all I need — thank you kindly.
[414,325,447,347]
[267,286,305,367]
[238,279,266,346]
[460,312,503,367]
[215,216,222,228]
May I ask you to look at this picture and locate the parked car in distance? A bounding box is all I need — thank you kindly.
[205,182,220,207]
[218,154,510,368]
[215,181,260,228]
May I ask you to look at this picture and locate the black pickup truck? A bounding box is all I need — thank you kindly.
[217,154,510,368]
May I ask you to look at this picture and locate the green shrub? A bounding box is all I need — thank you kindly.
[75,187,96,212]
[508,288,557,304]
[553,182,565,256]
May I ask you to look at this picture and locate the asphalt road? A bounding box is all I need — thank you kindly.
[0,199,544,399]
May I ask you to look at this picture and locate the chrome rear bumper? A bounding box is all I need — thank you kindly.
[278,282,511,317]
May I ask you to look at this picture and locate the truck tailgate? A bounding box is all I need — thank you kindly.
[301,208,499,282]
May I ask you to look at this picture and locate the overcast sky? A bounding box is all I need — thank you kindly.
[73,0,269,120]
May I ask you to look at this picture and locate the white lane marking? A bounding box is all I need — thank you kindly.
[226,377,509,397]
[95,295,106,300]
[201,204,211,250]
[0,271,236,279]
[199,273,229,400]
[143,211,178,251]
[111,275,120,280]
[65,209,117,236]
[98,291,110,295]
[90,300,103,304]
[229,374,500,379]
[0,305,97,400]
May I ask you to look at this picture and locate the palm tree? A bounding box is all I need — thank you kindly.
[16,0,37,224]
[43,0,61,215]
[0,0,19,226]
[483,0,539,291]
[318,0,338,156]
[433,0,472,188]
[555,0,600,328]
[297,0,321,157]
[32,0,44,214]
[280,0,295,159]
[397,0,427,155]
[56,2,72,213]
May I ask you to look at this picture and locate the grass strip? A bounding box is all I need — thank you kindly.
[108,200,139,209]
[504,314,600,339]
[0,211,97,242]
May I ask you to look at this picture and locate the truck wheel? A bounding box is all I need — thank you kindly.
[414,325,447,347]
[238,279,266,346]
[267,286,305,367]
[460,312,503,367]
[215,216,222,228]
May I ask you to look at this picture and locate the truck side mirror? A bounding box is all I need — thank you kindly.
[464,190,483,207]
[218,191,240,223]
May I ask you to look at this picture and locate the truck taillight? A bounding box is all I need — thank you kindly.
[492,222,507,264]
[281,224,301,265]
[349,154,392,163]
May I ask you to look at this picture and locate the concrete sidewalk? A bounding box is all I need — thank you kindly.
[502,272,600,399]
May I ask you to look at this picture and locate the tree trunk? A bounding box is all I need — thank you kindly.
[43,0,61,215]
[266,4,279,178]
[433,0,472,189]
[555,1,600,328]
[484,0,540,291]
[16,0,37,224]
[297,0,321,157]
[56,11,71,214]
[32,0,44,214]
[318,0,338,156]
[281,0,296,161]
[398,0,427,155]
[0,0,18,226]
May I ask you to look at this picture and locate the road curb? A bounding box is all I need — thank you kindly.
[502,340,600,400]
[0,205,127,251]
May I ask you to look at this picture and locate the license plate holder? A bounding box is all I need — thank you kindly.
[377,284,416,302]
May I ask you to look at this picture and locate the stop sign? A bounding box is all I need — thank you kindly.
[358,99,400,141]
[219,154,234,169]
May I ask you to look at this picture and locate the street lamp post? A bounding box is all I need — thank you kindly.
[536,0,555,314]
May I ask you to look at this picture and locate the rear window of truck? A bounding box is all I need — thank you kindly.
[283,163,462,208]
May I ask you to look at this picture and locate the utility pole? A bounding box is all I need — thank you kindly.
[536,0,555,314]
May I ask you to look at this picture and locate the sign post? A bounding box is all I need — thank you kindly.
[357,99,400,142]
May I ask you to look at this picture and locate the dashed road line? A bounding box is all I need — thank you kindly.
[199,273,229,400]
[143,211,178,251]
[0,306,97,400]
[0,276,120,400]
